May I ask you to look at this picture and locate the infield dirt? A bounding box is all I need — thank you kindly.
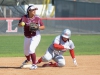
[0,55,100,75]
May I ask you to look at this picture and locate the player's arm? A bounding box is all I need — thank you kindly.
[69,49,75,59]
[68,40,78,66]
[18,16,26,27]
[69,41,76,58]
[53,43,71,51]
[53,36,68,50]
[69,49,77,66]
[39,19,45,30]
[18,19,22,27]
[18,22,25,27]
[53,43,65,50]
[39,25,45,30]
[69,40,77,66]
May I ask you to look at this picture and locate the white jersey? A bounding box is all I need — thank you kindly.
[49,35,75,55]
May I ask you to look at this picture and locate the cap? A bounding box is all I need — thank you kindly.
[27,5,38,11]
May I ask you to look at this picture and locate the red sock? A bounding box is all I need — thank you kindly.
[37,57,42,64]
[49,62,58,67]
[25,55,30,61]
[42,62,58,67]
[30,53,36,64]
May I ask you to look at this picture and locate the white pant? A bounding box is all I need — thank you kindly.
[24,34,41,56]
[42,48,66,67]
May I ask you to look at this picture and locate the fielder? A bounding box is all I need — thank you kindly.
[37,29,78,67]
[18,4,45,70]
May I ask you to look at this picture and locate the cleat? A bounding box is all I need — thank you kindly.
[42,63,49,67]
[20,60,30,68]
[22,60,29,65]
[42,62,57,67]
[42,62,53,67]
[30,64,37,70]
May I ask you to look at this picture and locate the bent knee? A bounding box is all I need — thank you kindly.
[58,61,65,67]
[42,56,51,62]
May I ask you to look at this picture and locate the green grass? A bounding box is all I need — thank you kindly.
[71,35,100,55]
[0,34,100,57]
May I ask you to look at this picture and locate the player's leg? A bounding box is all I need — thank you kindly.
[24,37,31,61]
[42,61,58,67]
[42,55,65,67]
[54,55,65,67]
[37,48,54,64]
[29,34,41,69]
[20,37,31,68]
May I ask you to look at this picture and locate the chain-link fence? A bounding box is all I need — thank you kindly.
[0,0,54,18]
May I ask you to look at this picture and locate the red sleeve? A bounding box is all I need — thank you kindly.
[53,43,64,50]
[69,49,75,58]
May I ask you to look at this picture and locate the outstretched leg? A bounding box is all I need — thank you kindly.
[37,48,54,65]
[42,62,58,67]
[42,55,66,67]
[36,57,42,64]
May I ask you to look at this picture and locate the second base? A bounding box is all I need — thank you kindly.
[22,64,32,68]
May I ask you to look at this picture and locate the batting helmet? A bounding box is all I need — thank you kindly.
[61,29,71,38]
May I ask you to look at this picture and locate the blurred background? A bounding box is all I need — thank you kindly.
[0,0,100,17]
[0,0,100,35]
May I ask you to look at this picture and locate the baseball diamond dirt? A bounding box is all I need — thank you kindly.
[0,55,100,75]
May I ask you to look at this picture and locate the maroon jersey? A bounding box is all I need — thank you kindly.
[19,15,44,37]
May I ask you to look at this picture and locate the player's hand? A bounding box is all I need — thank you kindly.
[73,58,78,66]
[62,48,67,52]
[18,22,25,27]
[21,22,25,26]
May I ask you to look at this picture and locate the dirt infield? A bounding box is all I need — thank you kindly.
[0,55,100,75]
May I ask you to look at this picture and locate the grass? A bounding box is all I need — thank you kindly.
[0,34,100,57]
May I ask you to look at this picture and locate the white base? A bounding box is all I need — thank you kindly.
[21,64,32,68]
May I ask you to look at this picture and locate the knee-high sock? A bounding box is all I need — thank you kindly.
[49,62,58,67]
[42,62,58,67]
[25,55,30,61]
[30,53,36,64]
[37,57,42,64]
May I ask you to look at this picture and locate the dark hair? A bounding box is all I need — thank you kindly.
[61,36,69,42]
[27,5,33,14]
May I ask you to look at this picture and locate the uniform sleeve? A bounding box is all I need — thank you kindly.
[19,15,27,23]
[69,49,75,58]
[69,40,75,58]
[53,44,64,50]
[39,18,44,26]
[53,36,65,50]
[69,40,75,50]
[53,36,60,44]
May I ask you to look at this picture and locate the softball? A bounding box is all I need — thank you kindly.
[21,22,25,26]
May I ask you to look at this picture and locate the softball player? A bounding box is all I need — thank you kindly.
[18,4,45,70]
[37,29,77,67]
